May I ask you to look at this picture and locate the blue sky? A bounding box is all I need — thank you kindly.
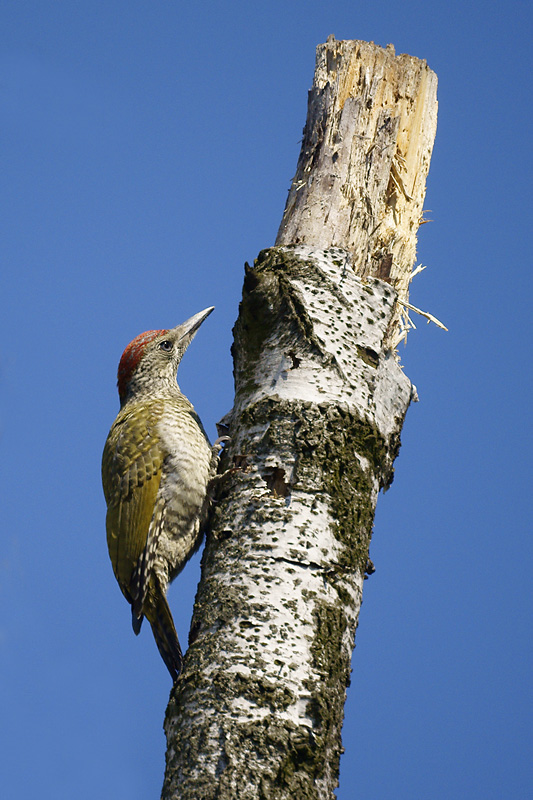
[1,2,531,798]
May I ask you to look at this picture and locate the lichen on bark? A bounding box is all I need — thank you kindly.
[163,245,414,799]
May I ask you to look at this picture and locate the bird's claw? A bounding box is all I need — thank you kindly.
[212,435,230,454]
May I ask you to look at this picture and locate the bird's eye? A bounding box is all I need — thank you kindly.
[159,340,173,352]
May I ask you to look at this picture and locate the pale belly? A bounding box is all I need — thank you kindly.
[154,413,213,585]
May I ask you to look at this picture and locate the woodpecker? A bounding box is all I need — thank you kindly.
[102,307,218,680]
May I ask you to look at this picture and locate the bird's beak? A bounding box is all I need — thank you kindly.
[172,306,215,348]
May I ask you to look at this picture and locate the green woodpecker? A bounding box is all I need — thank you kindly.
[102,307,218,680]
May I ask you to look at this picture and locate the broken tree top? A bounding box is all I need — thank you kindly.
[276,36,438,319]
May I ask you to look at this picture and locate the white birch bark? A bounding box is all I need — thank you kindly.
[162,37,437,800]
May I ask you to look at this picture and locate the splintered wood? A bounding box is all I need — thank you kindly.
[276,38,438,343]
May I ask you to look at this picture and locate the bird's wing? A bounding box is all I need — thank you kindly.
[102,401,167,604]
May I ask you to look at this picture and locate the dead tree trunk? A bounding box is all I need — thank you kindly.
[162,37,438,800]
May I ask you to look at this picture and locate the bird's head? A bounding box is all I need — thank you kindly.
[116,306,214,405]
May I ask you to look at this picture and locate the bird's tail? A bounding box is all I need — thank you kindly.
[144,578,183,681]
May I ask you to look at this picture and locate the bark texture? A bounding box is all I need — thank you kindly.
[162,37,437,800]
